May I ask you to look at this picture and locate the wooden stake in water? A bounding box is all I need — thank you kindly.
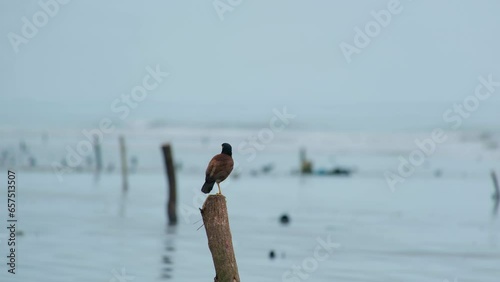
[201,195,240,282]
[161,143,177,225]
[492,171,500,200]
[94,135,103,173]
[300,147,312,174]
[119,136,129,193]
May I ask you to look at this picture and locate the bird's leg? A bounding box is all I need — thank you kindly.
[217,183,222,194]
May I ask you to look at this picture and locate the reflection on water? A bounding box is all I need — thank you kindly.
[493,198,499,218]
[161,227,176,280]
[3,144,500,281]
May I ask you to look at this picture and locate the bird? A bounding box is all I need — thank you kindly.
[201,143,234,194]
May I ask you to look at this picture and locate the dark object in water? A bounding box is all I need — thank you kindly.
[261,163,274,174]
[330,167,352,176]
[301,161,313,174]
[300,148,313,174]
[280,214,290,225]
[269,250,275,259]
[331,168,351,176]
[307,167,354,176]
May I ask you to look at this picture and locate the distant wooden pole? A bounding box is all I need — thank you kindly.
[300,147,312,174]
[161,143,177,225]
[492,171,500,200]
[119,136,129,193]
[94,135,103,173]
[201,195,240,282]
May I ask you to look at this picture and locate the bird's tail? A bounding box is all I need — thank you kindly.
[201,181,215,194]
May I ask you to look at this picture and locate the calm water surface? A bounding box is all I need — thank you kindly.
[0,129,499,282]
[0,171,498,282]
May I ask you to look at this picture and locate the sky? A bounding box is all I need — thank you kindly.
[1,0,500,131]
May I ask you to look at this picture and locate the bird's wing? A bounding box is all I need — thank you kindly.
[205,156,219,180]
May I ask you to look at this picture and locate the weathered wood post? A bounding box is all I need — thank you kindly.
[201,194,240,282]
[161,143,177,225]
[119,136,129,193]
[492,170,500,200]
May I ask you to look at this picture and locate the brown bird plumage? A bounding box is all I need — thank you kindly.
[201,143,234,194]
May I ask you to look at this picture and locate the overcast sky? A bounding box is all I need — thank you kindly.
[1,0,500,130]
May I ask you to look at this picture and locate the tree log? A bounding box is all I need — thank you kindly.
[201,194,240,282]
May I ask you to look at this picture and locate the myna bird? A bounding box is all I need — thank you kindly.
[201,143,234,194]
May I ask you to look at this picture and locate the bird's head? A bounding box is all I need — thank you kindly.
[221,143,232,156]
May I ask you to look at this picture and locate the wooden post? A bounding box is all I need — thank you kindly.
[119,136,129,193]
[300,147,312,174]
[94,135,103,173]
[492,171,500,200]
[161,143,177,225]
[201,195,240,282]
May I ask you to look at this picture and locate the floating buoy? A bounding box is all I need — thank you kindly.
[280,214,290,225]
